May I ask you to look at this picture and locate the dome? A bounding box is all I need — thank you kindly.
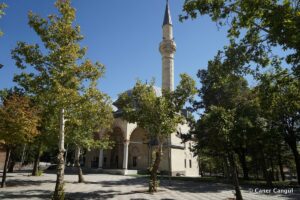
[121,85,162,98]
[113,85,162,117]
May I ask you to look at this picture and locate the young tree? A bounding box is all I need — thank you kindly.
[0,92,39,187]
[12,0,112,198]
[66,86,113,183]
[31,131,57,176]
[117,74,196,192]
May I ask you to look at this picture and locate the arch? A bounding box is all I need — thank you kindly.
[112,118,127,139]
[102,127,124,169]
[128,127,150,170]
[127,122,138,140]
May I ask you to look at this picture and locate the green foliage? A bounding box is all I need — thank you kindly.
[255,67,300,183]
[256,67,300,127]
[181,0,300,76]
[0,92,40,147]
[181,0,300,187]
[117,74,196,192]
[0,3,7,36]
[66,86,114,151]
[117,74,196,141]
[11,0,114,194]
[190,41,293,186]
[196,51,249,111]
[12,0,113,152]
[196,106,235,154]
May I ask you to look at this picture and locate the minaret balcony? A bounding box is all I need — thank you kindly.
[159,40,176,55]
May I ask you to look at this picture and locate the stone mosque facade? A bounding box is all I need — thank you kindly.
[84,1,199,177]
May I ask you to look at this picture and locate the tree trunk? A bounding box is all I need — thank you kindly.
[260,148,273,187]
[19,144,26,170]
[1,147,11,188]
[53,109,65,200]
[278,152,285,181]
[238,150,249,180]
[253,154,259,180]
[275,170,279,181]
[223,156,230,181]
[7,160,15,173]
[64,144,68,166]
[289,140,300,185]
[149,144,162,193]
[32,143,42,176]
[270,159,275,181]
[53,150,65,200]
[228,152,243,200]
[75,145,84,183]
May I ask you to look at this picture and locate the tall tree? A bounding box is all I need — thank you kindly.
[117,74,196,193]
[0,92,39,188]
[12,0,112,198]
[256,67,300,184]
[191,52,250,199]
[181,0,299,189]
[195,106,243,200]
[66,86,113,183]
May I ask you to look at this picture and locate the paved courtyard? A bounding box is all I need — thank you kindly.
[0,172,299,200]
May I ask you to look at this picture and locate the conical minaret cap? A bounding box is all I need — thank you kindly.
[163,0,172,26]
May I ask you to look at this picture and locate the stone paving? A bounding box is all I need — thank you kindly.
[0,172,299,200]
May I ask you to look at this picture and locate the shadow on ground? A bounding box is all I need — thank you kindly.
[0,189,52,199]
[82,176,300,200]
[5,179,55,187]
[85,176,232,193]
[1,172,299,200]
[66,189,172,200]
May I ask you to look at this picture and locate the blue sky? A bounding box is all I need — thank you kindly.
[0,0,229,100]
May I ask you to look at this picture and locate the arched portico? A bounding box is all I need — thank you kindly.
[102,127,124,169]
[128,128,150,170]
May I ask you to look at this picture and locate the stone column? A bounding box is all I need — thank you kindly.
[98,149,103,168]
[123,140,129,169]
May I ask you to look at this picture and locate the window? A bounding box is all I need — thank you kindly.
[189,160,192,168]
[184,159,186,168]
[133,156,137,167]
[189,142,192,149]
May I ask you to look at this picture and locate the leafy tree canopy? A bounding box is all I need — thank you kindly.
[0,92,39,146]
[181,0,300,76]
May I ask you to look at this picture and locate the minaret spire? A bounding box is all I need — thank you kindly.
[160,0,176,91]
[163,0,172,26]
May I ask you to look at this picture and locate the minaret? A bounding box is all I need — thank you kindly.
[159,0,176,91]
